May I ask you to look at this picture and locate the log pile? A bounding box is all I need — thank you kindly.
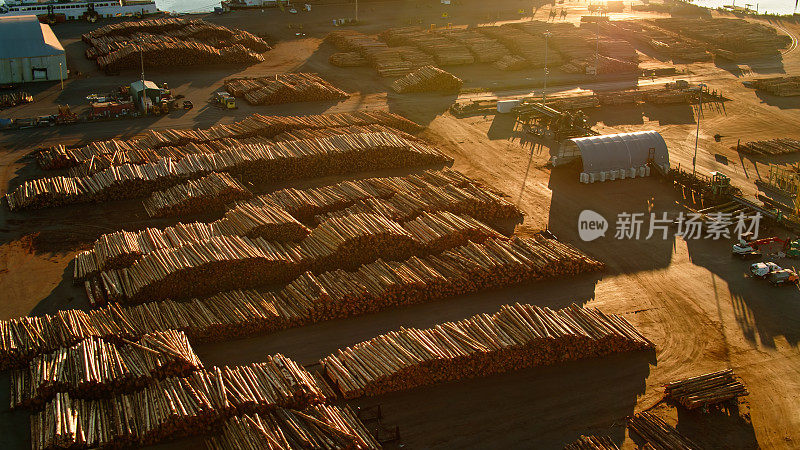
[434,28,510,63]
[10,330,201,410]
[603,20,711,62]
[30,354,328,450]
[142,172,252,218]
[1,235,603,368]
[0,91,34,108]
[75,200,307,280]
[493,55,529,71]
[321,302,653,398]
[746,76,800,97]
[35,111,420,171]
[565,435,619,450]
[8,131,450,211]
[82,18,270,71]
[664,369,748,410]
[379,27,475,66]
[327,30,434,77]
[390,65,463,94]
[627,412,701,450]
[329,52,368,67]
[206,405,380,450]
[478,25,562,68]
[89,211,501,304]
[734,138,800,156]
[225,73,349,106]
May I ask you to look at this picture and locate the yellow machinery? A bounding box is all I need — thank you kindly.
[214,92,237,109]
[767,164,800,196]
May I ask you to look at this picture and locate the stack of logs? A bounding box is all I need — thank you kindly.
[329,52,368,67]
[0,235,604,369]
[627,412,701,450]
[34,111,421,171]
[664,369,748,410]
[326,30,434,77]
[87,211,503,304]
[390,65,463,94]
[10,330,202,409]
[142,172,252,218]
[565,435,620,450]
[7,131,450,210]
[225,73,350,106]
[321,303,653,398]
[735,138,800,156]
[379,27,475,66]
[82,18,270,71]
[746,76,800,97]
[206,406,380,450]
[29,354,330,449]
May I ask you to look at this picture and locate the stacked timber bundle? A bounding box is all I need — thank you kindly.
[493,55,529,71]
[605,20,711,62]
[565,435,619,450]
[83,18,270,70]
[664,369,748,410]
[329,51,368,67]
[90,210,501,304]
[735,138,800,156]
[7,131,450,211]
[560,55,639,75]
[2,234,603,365]
[0,91,34,108]
[142,172,252,218]
[30,354,327,450]
[225,73,350,106]
[478,25,562,68]
[627,412,701,450]
[746,76,800,97]
[10,330,201,410]
[74,201,307,281]
[206,405,380,450]
[434,28,511,63]
[379,27,475,66]
[326,30,433,77]
[321,302,653,398]
[597,90,642,106]
[35,111,420,171]
[390,65,463,94]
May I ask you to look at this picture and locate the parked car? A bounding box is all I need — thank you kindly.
[750,262,782,279]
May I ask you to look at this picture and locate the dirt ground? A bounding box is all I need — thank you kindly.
[1,1,800,449]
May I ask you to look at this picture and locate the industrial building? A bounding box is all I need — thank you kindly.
[0,15,67,84]
[555,130,670,183]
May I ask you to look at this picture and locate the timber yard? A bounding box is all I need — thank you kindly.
[0,0,800,449]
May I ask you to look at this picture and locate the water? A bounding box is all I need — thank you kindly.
[689,0,798,15]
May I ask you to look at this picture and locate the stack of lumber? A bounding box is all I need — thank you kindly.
[597,37,638,63]
[605,20,711,62]
[627,412,701,450]
[478,25,562,68]
[514,21,593,61]
[225,73,349,106]
[89,211,501,304]
[329,51,368,67]
[7,131,450,211]
[379,27,475,66]
[0,91,33,108]
[327,30,433,77]
[390,65,463,94]
[35,111,420,171]
[747,76,800,97]
[493,54,529,71]
[75,200,307,280]
[1,235,603,367]
[560,55,638,74]
[664,369,748,410]
[10,330,201,410]
[30,354,328,449]
[321,302,653,398]
[434,28,511,63]
[142,172,252,218]
[565,435,619,450]
[82,18,270,70]
[206,405,380,450]
[735,138,800,156]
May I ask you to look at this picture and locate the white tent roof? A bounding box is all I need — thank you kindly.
[567,130,669,173]
[0,15,65,60]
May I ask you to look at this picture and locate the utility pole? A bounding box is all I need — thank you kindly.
[140,38,145,82]
[692,83,707,176]
[542,30,551,106]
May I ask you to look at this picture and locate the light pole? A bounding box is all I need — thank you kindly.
[58,62,64,90]
[692,82,707,176]
[355,0,358,22]
[594,18,599,76]
[542,30,551,106]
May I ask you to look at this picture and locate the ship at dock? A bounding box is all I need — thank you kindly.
[0,0,159,22]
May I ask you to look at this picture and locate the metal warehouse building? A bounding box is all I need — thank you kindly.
[555,130,670,183]
[0,15,67,84]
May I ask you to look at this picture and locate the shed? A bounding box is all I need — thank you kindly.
[558,131,669,183]
[130,80,161,109]
[0,15,66,84]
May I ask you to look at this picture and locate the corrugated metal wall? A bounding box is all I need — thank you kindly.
[0,53,67,84]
